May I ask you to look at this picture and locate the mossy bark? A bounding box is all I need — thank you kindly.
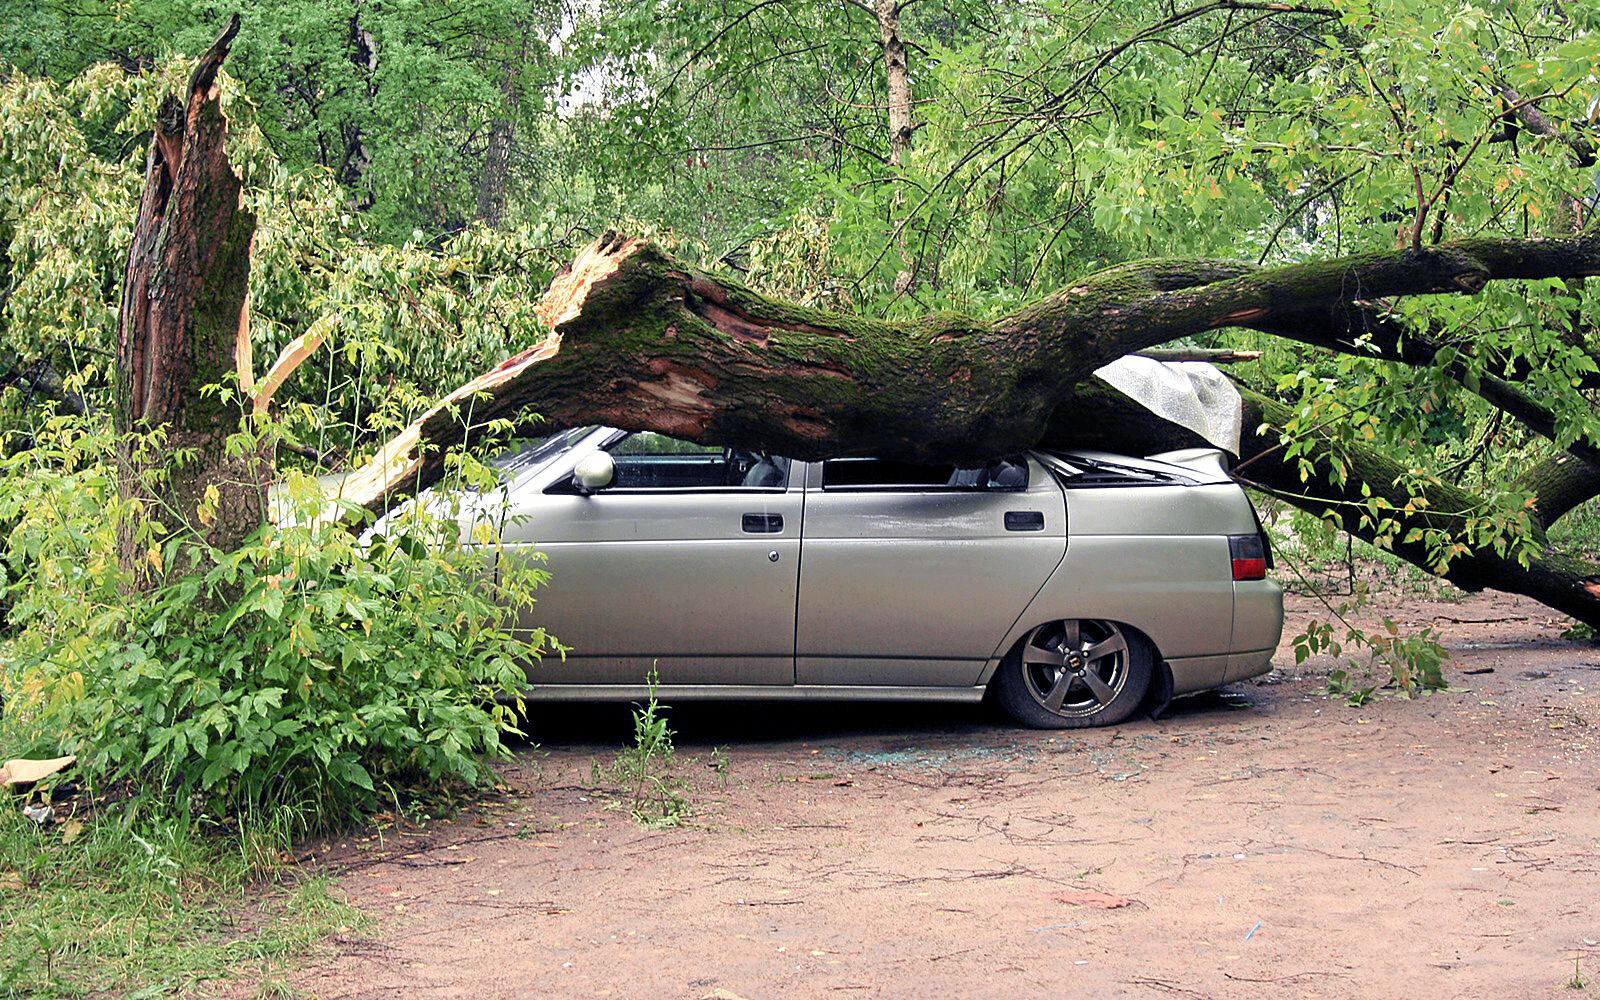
[115,15,268,579]
[1517,454,1600,530]
[341,229,1600,517]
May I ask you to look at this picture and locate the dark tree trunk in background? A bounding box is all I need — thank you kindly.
[874,0,913,169]
[115,15,270,582]
[477,118,514,228]
[338,14,377,198]
[476,22,533,228]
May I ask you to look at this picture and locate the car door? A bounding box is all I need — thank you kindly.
[794,455,1066,687]
[498,431,801,687]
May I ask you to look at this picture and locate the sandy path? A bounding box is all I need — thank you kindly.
[293,591,1599,1000]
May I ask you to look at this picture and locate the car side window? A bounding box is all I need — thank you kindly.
[561,431,792,491]
[820,457,1028,490]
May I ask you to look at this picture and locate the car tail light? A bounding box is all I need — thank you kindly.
[1230,534,1268,581]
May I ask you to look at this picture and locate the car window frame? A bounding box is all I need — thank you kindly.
[544,430,795,495]
[811,455,1031,493]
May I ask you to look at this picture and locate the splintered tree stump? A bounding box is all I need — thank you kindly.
[115,14,270,574]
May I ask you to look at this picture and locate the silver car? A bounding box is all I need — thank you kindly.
[476,427,1282,729]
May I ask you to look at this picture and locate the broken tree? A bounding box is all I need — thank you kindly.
[115,14,265,575]
[327,229,1600,626]
[113,15,318,577]
[114,22,1600,626]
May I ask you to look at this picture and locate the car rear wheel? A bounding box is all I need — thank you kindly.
[993,619,1153,728]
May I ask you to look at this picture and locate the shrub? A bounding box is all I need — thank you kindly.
[0,415,552,833]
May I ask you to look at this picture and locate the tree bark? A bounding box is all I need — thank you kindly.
[873,0,918,295]
[337,229,1600,518]
[1517,453,1600,530]
[338,14,377,197]
[115,14,269,577]
[477,118,514,228]
[475,25,528,229]
[874,0,914,169]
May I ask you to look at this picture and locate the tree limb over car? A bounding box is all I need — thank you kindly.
[338,229,1598,477]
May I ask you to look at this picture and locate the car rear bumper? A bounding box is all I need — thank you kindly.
[1233,579,1284,650]
[1224,647,1275,683]
[1164,576,1282,694]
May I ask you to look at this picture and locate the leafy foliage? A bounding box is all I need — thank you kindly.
[0,415,552,831]
[3,0,570,237]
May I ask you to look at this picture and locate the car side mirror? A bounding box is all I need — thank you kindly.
[572,451,616,493]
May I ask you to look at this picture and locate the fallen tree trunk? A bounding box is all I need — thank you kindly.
[339,229,1600,516]
[325,228,1600,625]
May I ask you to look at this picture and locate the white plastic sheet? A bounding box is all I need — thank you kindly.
[1093,356,1243,455]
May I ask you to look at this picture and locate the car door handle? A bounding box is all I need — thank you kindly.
[1004,511,1045,531]
[742,513,783,533]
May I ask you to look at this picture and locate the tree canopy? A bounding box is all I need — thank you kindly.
[2,0,1600,628]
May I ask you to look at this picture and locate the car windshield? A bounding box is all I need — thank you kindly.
[487,426,593,479]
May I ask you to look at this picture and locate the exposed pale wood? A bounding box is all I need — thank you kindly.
[0,755,76,787]
[253,313,335,414]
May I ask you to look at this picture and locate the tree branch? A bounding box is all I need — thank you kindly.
[1517,453,1600,530]
[1244,301,1600,474]
[331,231,1600,520]
[1045,381,1600,627]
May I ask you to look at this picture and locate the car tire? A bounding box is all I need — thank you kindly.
[993,619,1154,729]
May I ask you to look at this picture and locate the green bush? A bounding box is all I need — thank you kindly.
[0,416,553,833]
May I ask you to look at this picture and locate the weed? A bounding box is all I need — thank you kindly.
[1326,667,1378,706]
[1276,535,1451,698]
[1567,957,1587,990]
[709,746,730,785]
[607,666,690,827]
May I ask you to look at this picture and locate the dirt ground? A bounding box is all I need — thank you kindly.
[289,589,1600,1000]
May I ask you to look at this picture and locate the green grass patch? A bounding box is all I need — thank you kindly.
[0,803,362,998]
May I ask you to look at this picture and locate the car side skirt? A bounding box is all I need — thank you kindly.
[519,684,989,703]
[1224,648,1276,684]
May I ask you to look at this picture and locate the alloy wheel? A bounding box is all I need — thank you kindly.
[1017,618,1131,720]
